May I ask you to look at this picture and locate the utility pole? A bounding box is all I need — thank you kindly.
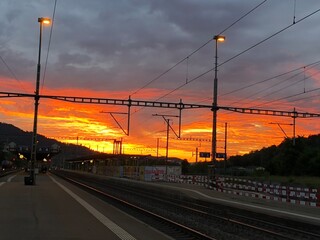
[195,147,199,163]
[165,118,170,165]
[156,138,159,158]
[224,122,227,174]
[269,119,295,145]
[211,35,225,180]
[153,114,180,176]
[293,108,297,146]
[28,17,51,185]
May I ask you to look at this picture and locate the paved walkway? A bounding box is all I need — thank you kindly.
[0,172,171,240]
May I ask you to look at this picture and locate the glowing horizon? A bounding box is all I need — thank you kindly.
[1,1,319,162]
[1,80,318,162]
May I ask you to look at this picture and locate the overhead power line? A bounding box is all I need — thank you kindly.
[41,0,58,91]
[220,7,320,68]
[130,38,213,96]
[218,0,267,35]
[225,71,304,107]
[130,0,267,97]
[288,92,320,103]
[252,87,320,108]
[232,69,320,108]
[154,6,320,101]
[0,52,28,93]
[221,60,320,97]
[0,55,19,82]
[249,70,320,106]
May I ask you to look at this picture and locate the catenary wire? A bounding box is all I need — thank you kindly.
[130,39,213,97]
[199,70,304,105]
[218,7,320,69]
[220,60,320,97]
[147,3,320,151]
[218,0,267,35]
[218,68,320,118]
[237,68,320,108]
[251,87,320,108]
[288,92,320,103]
[0,53,28,93]
[184,60,320,106]
[41,0,58,91]
[0,55,19,84]
[226,71,304,107]
[216,81,320,123]
[153,6,320,102]
[228,70,316,107]
[244,75,313,107]
[109,3,320,138]
[109,5,320,135]
[130,0,267,97]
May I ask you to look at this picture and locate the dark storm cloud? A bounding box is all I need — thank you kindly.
[1,0,320,111]
[57,53,92,67]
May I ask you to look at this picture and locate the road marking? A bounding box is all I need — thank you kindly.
[7,175,16,182]
[0,174,16,186]
[49,176,136,240]
[167,185,320,222]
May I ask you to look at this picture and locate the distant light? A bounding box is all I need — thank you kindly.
[38,17,51,25]
[214,35,226,42]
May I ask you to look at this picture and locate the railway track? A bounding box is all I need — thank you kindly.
[53,170,320,240]
[0,169,21,178]
[53,170,216,240]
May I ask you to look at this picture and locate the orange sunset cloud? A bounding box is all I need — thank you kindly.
[1,1,320,162]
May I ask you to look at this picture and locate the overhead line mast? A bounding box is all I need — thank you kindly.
[1,91,319,166]
[1,91,320,118]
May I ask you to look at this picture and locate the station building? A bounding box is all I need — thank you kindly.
[62,153,182,181]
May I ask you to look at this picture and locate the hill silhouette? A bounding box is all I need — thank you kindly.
[0,122,57,147]
[2,122,319,176]
[228,134,320,176]
[0,122,96,166]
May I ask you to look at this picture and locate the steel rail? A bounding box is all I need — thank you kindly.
[53,171,217,240]
[53,171,320,240]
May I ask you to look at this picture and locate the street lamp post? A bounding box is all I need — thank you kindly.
[29,17,51,185]
[211,35,225,179]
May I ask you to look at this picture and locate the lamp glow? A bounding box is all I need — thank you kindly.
[38,17,51,25]
[214,35,225,42]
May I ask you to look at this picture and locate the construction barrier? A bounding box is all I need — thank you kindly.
[166,175,320,207]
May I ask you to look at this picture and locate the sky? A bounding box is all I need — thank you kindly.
[0,0,320,162]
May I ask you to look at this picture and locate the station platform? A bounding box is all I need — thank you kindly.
[0,172,171,240]
[150,180,320,226]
